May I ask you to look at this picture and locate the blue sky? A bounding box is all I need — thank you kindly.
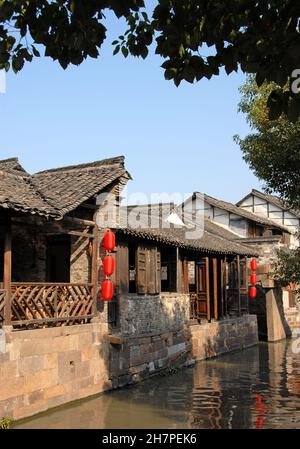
[0,6,262,205]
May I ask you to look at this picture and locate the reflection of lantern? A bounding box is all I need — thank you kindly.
[103,255,115,277]
[103,230,115,252]
[250,273,257,285]
[250,286,257,299]
[101,280,114,301]
[251,259,258,271]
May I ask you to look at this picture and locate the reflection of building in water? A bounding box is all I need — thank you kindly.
[190,346,260,429]
[249,341,300,430]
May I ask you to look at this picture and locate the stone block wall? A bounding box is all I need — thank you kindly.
[119,293,190,336]
[108,327,192,389]
[191,315,258,361]
[0,323,111,420]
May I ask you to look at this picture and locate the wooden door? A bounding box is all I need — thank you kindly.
[190,257,211,322]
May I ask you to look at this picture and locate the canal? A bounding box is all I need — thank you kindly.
[15,340,300,430]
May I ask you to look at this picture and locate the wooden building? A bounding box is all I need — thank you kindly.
[0,156,130,329]
[0,156,260,421]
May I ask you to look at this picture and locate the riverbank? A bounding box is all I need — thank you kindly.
[14,340,300,429]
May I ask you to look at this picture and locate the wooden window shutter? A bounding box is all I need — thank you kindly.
[147,248,156,295]
[169,249,177,292]
[136,245,148,294]
[156,248,161,294]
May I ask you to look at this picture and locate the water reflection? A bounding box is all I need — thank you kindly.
[15,341,300,429]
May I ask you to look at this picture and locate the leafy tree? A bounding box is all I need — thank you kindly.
[1,1,300,119]
[235,76,300,211]
[274,244,300,296]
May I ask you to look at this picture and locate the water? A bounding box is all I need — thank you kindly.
[15,341,300,429]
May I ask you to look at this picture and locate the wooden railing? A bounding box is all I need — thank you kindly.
[8,283,94,328]
[0,289,6,324]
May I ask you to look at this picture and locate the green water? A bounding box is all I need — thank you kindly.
[15,341,300,429]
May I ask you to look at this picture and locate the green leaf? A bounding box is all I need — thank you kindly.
[121,46,129,58]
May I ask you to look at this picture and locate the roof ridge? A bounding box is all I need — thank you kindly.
[34,156,125,175]
[0,157,19,163]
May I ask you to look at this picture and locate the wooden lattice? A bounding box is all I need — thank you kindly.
[0,289,6,323]
[10,283,94,328]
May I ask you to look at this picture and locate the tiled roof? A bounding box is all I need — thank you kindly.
[0,156,131,219]
[116,207,259,257]
[200,193,290,233]
[0,158,60,219]
[237,189,300,219]
[32,156,131,217]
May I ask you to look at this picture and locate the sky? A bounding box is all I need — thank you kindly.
[0,5,263,206]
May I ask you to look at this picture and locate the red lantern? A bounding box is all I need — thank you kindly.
[103,230,115,252]
[101,280,114,301]
[103,255,115,277]
[250,273,257,285]
[250,259,257,272]
[250,286,257,299]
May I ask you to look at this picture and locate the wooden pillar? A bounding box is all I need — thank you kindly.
[224,256,228,316]
[213,257,218,321]
[91,217,100,317]
[237,255,241,317]
[3,217,12,326]
[176,247,183,293]
[220,259,225,318]
[205,257,211,322]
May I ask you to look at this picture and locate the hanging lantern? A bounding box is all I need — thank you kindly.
[250,273,257,285]
[101,280,114,301]
[250,286,257,299]
[250,259,258,272]
[103,255,115,277]
[103,230,116,252]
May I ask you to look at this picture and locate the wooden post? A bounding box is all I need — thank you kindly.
[245,256,249,314]
[91,215,100,317]
[213,258,218,321]
[205,257,211,322]
[220,259,225,318]
[3,217,12,326]
[224,256,228,316]
[237,255,241,317]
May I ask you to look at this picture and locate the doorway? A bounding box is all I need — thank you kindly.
[46,235,71,283]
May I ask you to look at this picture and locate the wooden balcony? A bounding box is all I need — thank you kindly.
[0,283,94,329]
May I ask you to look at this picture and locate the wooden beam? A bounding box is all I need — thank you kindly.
[213,258,218,321]
[3,217,12,326]
[63,216,96,227]
[205,257,211,322]
[43,230,94,239]
[91,212,100,316]
[237,255,241,317]
[224,256,228,316]
[220,259,225,318]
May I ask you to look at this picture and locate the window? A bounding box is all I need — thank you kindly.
[128,244,161,295]
[129,242,137,293]
[160,246,177,293]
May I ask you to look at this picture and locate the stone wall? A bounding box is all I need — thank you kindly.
[119,293,190,336]
[11,221,47,282]
[9,220,91,284]
[191,315,258,361]
[108,327,191,389]
[0,323,111,420]
[70,235,91,283]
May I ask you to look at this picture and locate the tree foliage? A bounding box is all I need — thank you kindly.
[1,1,300,119]
[274,244,300,295]
[235,76,300,211]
